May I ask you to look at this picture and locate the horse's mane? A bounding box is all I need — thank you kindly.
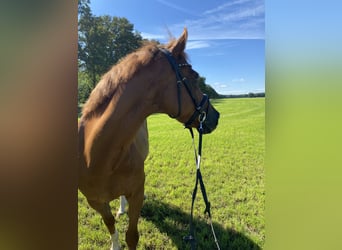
[80,39,187,121]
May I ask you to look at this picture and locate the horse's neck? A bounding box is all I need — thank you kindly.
[103,77,155,138]
[81,76,157,169]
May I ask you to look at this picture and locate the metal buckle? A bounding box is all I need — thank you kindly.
[199,111,206,123]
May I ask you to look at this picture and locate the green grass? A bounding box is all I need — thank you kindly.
[78,98,265,249]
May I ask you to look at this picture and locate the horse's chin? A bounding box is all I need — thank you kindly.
[198,121,217,134]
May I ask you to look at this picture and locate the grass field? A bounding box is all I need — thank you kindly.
[78,97,265,249]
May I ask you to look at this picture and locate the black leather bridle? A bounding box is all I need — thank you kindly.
[160,48,209,128]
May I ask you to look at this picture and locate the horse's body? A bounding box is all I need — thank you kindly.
[78,29,219,249]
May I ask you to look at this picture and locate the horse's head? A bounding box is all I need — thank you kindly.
[158,28,220,134]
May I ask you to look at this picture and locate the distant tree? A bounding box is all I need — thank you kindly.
[78,2,143,89]
[78,0,90,16]
[255,92,265,97]
[248,92,255,98]
[197,76,221,99]
[78,0,143,105]
[78,70,92,105]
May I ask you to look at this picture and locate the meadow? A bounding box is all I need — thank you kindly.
[78,97,265,249]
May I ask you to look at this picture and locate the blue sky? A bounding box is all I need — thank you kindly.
[90,0,264,95]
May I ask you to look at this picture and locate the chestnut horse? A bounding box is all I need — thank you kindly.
[78,28,220,250]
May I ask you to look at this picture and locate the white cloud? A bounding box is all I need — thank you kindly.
[168,0,264,40]
[141,0,264,46]
[225,90,249,95]
[253,88,265,92]
[204,0,252,15]
[140,32,166,40]
[186,41,211,50]
[220,5,264,22]
[210,82,230,92]
[212,82,228,87]
[232,78,246,83]
[155,0,197,16]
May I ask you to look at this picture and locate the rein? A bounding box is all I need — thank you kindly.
[184,120,221,250]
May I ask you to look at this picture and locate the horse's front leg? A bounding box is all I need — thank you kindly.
[125,177,145,250]
[87,199,120,250]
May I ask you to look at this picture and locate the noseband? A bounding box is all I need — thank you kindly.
[160,48,209,128]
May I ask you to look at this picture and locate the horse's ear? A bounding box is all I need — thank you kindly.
[171,28,188,56]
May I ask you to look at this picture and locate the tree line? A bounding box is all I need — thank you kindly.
[222,92,265,98]
[78,0,220,107]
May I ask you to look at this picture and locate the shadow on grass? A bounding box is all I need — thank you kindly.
[141,199,261,250]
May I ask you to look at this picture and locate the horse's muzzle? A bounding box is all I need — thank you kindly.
[200,104,220,134]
